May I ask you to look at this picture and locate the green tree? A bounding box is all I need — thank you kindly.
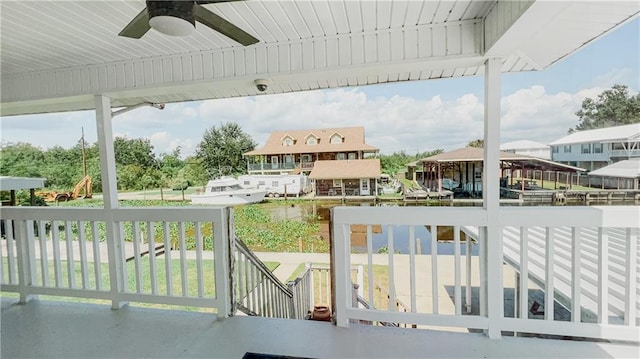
[196,123,257,177]
[467,139,484,148]
[380,149,443,176]
[572,84,640,133]
[114,137,156,168]
[0,142,45,178]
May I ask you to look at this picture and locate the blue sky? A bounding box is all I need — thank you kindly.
[1,18,638,156]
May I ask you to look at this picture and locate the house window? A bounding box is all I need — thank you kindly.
[258,181,265,186]
[563,145,571,153]
[272,181,279,187]
[306,136,317,145]
[333,179,342,187]
[593,143,603,153]
[330,134,343,144]
[336,153,346,160]
[348,153,356,160]
[552,146,559,153]
[243,181,251,186]
[301,154,312,162]
[581,144,591,154]
[284,155,293,163]
[283,136,294,146]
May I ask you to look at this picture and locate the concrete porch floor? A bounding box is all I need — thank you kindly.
[2,298,638,358]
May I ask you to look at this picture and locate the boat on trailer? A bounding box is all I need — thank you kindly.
[191,177,267,205]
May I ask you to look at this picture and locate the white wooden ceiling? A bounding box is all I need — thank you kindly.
[1,0,638,116]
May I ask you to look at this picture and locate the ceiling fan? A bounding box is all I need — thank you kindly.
[119,0,259,46]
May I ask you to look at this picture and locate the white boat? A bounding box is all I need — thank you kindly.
[191,177,267,205]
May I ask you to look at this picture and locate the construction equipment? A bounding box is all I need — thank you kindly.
[36,176,92,202]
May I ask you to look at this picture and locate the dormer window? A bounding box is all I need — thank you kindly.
[330,133,343,144]
[306,135,318,145]
[283,136,294,146]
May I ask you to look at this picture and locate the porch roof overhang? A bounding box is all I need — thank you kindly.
[1,1,638,117]
[0,176,46,192]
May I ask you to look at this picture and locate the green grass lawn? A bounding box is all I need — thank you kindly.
[2,257,278,311]
[511,177,595,191]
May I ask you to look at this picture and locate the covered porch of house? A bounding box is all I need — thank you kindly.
[1,0,639,357]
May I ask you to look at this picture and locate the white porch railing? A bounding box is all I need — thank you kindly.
[331,206,640,342]
[1,206,232,316]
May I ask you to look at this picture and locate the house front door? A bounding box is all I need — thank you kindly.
[360,179,370,196]
[271,156,279,169]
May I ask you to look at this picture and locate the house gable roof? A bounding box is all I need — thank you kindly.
[500,140,550,150]
[419,147,585,172]
[244,127,378,156]
[309,159,381,180]
[549,124,640,146]
[588,159,640,179]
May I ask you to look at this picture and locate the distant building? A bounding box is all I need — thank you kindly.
[500,140,550,160]
[549,123,640,171]
[243,127,378,175]
[588,158,640,190]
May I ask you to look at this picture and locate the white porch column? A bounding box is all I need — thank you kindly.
[483,58,503,339]
[95,95,126,309]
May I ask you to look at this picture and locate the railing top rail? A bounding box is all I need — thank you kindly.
[331,206,640,228]
[0,206,228,223]
[332,206,487,226]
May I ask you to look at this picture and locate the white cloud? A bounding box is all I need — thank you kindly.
[0,83,613,157]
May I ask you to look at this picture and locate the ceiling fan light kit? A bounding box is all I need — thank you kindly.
[148,1,195,36]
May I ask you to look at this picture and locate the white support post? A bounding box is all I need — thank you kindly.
[332,210,350,327]
[214,207,232,319]
[16,220,36,303]
[95,95,126,309]
[483,57,503,339]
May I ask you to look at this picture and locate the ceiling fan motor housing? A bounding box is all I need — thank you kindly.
[147,1,195,36]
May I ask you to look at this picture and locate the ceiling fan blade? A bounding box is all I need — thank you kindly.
[196,0,244,4]
[119,8,151,38]
[193,4,258,46]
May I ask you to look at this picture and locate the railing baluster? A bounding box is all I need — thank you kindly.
[409,225,416,313]
[545,227,554,321]
[387,225,395,311]
[571,227,581,323]
[179,222,187,296]
[148,221,158,295]
[431,224,439,314]
[78,221,89,289]
[0,222,5,284]
[194,222,203,297]
[38,220,49,287]
[163,222,172,296]
[6,220,17,284]
[51,220,62,287]
[598,228,609,325]
[132,221,142,293]
[118,223,127,293]
[624,228,637,326]
[454,225,461,315]
[519,227,529,320]
[466,230,472,314]
[65,221,75,288]
[91,222,102,291]
[479,227,486,318]
[366,224,374,306]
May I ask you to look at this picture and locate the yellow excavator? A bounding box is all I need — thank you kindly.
[37,175,92,202]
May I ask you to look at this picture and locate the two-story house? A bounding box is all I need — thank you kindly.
[243,126,379,175]
[549,123,640,171]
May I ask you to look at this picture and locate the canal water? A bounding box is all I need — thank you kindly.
[260,198,635,255]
